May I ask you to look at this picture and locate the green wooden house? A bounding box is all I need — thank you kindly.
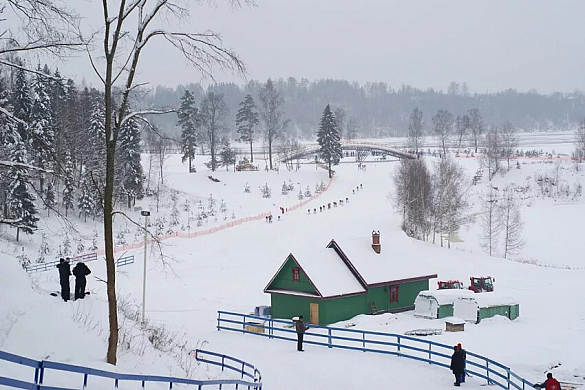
[264,233,437,325]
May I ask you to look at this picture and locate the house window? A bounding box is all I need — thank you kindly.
[292,267,300,282]
[389,285,399,303]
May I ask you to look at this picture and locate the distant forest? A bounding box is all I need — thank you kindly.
[139,79,585,140]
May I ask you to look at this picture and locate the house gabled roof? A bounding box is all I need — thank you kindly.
[265,237,437,298]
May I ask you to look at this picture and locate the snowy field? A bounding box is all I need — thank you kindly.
[1,132,585,390]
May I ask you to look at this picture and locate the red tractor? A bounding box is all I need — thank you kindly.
[469,276,495,293]
[437,280,464,290]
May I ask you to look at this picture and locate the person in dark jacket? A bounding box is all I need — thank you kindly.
[56,258,71,302]
[294,315,309,351]
[72,262,91,300]
[450,345,465,386]
[458,343,467,383]
[534,373,562,390]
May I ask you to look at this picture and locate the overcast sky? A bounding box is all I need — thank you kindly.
[54,0,585,93]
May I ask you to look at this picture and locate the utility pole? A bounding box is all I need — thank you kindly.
[140,210,151,323]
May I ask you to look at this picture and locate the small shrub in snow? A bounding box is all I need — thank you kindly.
[281,182,289,195]
[304,185,312,198]
[244,182,251,193]
[63,233,71,256]
[116,230,127,246]
[219,199,227,213]
[260,183,272,198]
[297,189,303,200]
[76,239,85,254]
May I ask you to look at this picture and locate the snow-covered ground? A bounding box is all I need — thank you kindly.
[1,133,585,389]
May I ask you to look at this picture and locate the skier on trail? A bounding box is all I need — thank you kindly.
[294,315,309,352]
[56,258,71,302]
[72,262,91,300]
[450,345,465,386]
[533,373,562,390]
[458,343,467,383]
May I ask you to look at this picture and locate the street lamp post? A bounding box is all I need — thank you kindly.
[140,210,150,323]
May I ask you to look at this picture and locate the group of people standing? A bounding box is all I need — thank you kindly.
[56,258,91,302]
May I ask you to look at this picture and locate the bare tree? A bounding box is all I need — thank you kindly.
[455,114,470,154]
[393,159,433,240]
[345,116,358,141]
[407,108,423,153]
[432,109,454,157]
[479,188,501,256]
[431,157,469,247]
[259,78,288,170]
[573,119,585,164]
[200,90,228,172]
[499,186,524,259]
[482,125,502,180]
[86,0,245,365]
[500,121,518,170]
[468,108,485,153]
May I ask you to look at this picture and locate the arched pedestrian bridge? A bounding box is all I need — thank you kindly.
[279,141,416,162]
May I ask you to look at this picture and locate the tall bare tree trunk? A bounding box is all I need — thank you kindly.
[250,139,253,163]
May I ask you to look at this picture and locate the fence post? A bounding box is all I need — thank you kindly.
[486,361,490,385]
[397,336,401,355]
[243,315,246,333]
[507,369,511,390]
[362,332,366,352]
[39,361,44,385]
[328,329,332,348]
[241,362,245,378]
[222,356,225,371]
[83,373,88,388]
[217,312,221,331]
[115,379,119,388]
[428,343,431,364]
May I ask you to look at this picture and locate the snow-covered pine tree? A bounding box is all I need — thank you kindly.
[86,99,107,182]
[11,62,32,143]
[219,199,227,213]
[177,90,199,172]
[118,113,144,208]
[62,151,75,217]
[7,138,39,241]
[218,138,236,170]
[30,65,55,192]
[282,182,289,195]
[77,174,94,223]
[44,181,56,216]
[63,233,71,256]
[317,104,343,179]
[236,94,259,162]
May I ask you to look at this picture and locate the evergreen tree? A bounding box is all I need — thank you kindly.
[177,90,198,172]
[11,63,32,143]
[44,181,56,216]
[118,114,143,208]
[30,65,55,191]
[218,138,236,170]
[7,139,39,240]
[235,94,259,162]
[77,174,94,223]
[317,104,343,179]
[86,99,106,182]
[62,151,75,217]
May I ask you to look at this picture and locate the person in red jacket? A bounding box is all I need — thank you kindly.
[534,373,562,390]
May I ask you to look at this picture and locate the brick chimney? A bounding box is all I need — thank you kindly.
[372,230,381,254]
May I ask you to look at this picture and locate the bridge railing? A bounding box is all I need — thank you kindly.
[217,310,535,390]
[0,349,262,390]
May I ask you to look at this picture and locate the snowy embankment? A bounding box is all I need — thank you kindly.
[1,136,585,389]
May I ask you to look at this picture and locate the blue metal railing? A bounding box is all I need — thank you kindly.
[0,349,262,389]
[194,350,262,383]
[217,310,534,390]
[26,253,134,273]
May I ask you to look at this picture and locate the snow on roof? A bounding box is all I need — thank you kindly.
[469,293,519,308]
[443,317,466,325]
[417,289,476,305]
[332,236,436,286]
[291,246,366,298]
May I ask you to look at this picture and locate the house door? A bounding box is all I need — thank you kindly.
[309,303,319,325]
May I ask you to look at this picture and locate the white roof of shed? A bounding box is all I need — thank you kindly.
[470,293,519,307]
[417,289,476,305]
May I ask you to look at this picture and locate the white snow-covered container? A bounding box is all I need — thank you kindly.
[414,289,475,319]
